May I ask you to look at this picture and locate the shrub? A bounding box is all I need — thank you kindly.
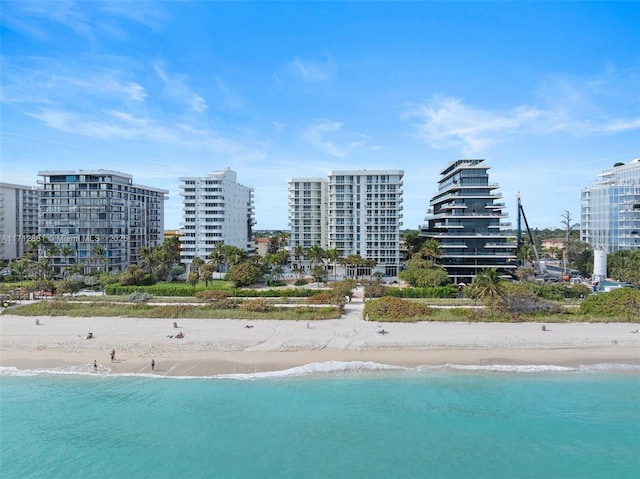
[579,288,640,319]
[126,292,154,303]
[497,292,562,316]
[204,298,239,310]
[364,297,432,322]
[329,279,357,300]
[240,299,275,312]
[231,288,317,298]
[306,291,345,306]
[195,290,232,301]
[57,280,82,295]
[365,285,457,299]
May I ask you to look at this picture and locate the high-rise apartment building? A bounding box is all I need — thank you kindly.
[288,177,326,250]
[420,159,516,284]
[289,170,404,278]
[179,168,255,270]
[581,159,640,252]
[38,170,167,274]
[0,182,39,261]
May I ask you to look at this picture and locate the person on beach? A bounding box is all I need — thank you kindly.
[110,349,116,362]
[94,360,97,372]
[151,359,155,371]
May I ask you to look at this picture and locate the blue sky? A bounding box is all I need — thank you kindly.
[2,1,639,232]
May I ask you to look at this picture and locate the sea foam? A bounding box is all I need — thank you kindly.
[2,361,638,379]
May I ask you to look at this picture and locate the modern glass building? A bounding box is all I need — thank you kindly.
[37,170,167,274]
[581,159,640,253]
[420,159,516,284]
[179,168,255,271]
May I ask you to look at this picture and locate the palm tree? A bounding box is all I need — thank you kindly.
[91,245,107,272]
[325,247,341,280]
[162,235,182,265]
[12,258,30,289]
[60,246,75,278]
[516,243,533,266]
[470,268,505,315]
[222,245,247,270]
[366,258,377,280]
[138,246,154,274]
[209,243,226,273]
[267,236,281,255]
[190,256,205,277]
[201,262,216,287]
[292,245,306,273]
[307,245,325,269]
[187,271,199,288]
[418,239,442,264]
[293,245,305,262]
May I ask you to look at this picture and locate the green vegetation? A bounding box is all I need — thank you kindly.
[364,283,457,299]
[105,280,233,296]
[607,250,640,287]
[5,299,342,320]
[579,288,640,320]
[364,297,433,322]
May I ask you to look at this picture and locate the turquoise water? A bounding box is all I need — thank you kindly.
[1,363,639,478]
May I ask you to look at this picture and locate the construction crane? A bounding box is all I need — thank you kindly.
[516,193,546,276]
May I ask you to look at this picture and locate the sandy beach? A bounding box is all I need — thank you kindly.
[2,297,639,376]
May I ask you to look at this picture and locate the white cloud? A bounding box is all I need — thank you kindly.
[404,97,543,155]
[154,63,208,113]
[302,121,368,158]
[2,0,166,42]
[0,64,146,105]
[214,78,244,110]
[285,55,334,83]
[405,68,640,155]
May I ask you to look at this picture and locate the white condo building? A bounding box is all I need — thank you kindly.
[38,170,167,274]
[289,170,404,278]
[179,168,255,270]
[581,159,640,252]
[0,182,40,261]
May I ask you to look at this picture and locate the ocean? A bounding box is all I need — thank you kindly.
[1,362,639,479]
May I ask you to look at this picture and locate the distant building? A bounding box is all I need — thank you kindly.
[0,182,39,261]
[37,170,167,274]
[581,159,640,252]
[252,237,271,257]
[179,168,255,271]
[420,159,516,284]
[541,238,566,251]
[289,170,404,278]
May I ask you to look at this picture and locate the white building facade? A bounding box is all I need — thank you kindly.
[0,182,40,261]
[581,159,640,252]
[37,170,167,274]
[289,170,404,278]
[179,169,255,269]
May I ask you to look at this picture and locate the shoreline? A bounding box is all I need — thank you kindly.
[2,311,639,376]
[2,348,639,377]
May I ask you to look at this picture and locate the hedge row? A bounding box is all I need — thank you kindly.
[105,283,319,298]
